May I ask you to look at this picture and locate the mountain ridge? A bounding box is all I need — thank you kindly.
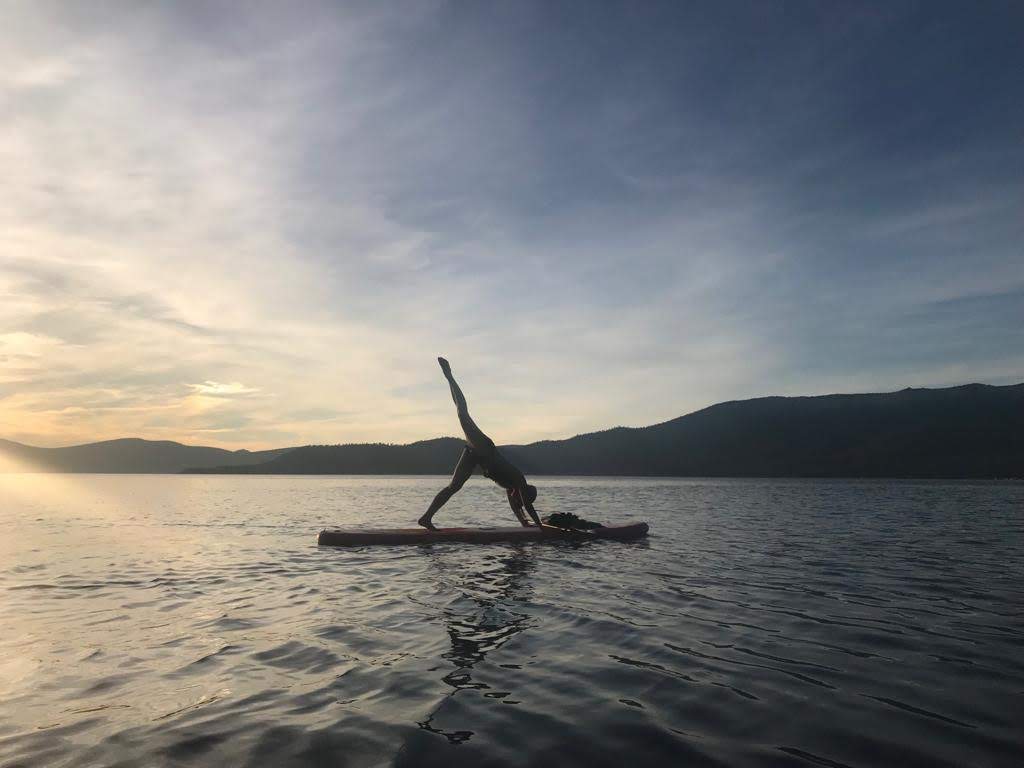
[0,436,291,473]
[3,382,1022,477]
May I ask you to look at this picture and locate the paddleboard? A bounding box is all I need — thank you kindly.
[317,522,648,547]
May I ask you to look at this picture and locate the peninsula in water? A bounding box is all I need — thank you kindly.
[3,383,1021,478]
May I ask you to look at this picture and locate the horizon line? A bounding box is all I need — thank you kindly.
[5,379,1019,453]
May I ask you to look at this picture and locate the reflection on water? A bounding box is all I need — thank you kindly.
[1,475,1023,768]
[418,546,535,744]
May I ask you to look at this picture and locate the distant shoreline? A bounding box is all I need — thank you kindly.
[3,382,1022,478]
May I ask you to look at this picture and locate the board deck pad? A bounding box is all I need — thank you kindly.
[318,522,649,547]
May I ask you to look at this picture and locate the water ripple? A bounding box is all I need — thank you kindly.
[1,475,1022,767]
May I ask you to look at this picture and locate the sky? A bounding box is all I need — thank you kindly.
[1,1,1022,450]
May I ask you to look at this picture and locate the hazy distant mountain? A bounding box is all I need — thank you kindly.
[186,437,469,475]
[0,437,291,474]
[185,383,1024,478]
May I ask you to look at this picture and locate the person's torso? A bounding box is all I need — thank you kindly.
[473,447,524,490]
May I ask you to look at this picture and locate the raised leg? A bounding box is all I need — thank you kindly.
[438,357,495,454]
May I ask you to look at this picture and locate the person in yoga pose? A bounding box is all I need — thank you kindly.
[419,357,542,531]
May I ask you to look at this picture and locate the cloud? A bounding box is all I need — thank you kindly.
[188,381,261,397]
[0,2,1020,448]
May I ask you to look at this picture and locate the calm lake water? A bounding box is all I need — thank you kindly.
[1,475,1022,767]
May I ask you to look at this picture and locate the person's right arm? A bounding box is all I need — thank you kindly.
[523,500,543,528]
[507,489,531,526]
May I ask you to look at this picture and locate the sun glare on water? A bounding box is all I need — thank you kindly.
[0,461,221,706]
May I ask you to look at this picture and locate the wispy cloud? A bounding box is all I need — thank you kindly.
[1,1,1020,448]
[188,381,260,397]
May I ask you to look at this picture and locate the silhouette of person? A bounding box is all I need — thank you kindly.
[418,357,542,530]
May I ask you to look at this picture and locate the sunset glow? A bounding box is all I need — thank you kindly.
[2,3,1021,450]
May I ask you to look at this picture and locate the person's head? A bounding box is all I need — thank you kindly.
[524,484,538,504]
